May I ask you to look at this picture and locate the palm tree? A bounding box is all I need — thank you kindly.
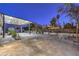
[58,3,79,41]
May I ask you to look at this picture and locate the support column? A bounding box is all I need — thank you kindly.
[21,26,23,33]
[2,14,5,38]
[29,23,30,33]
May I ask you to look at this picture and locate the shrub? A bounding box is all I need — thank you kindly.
[8,29,17,37]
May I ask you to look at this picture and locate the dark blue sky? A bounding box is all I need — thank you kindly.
[0,3,77,26]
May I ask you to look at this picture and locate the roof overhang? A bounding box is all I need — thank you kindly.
[4,15,32,25]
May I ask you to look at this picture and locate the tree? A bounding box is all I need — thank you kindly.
[58,3,79,41]
[50,15,60,27]
[29,23,43,33]
[50,17,57,26]
[30,23,36,31]
[64,23,72,29]
[36,25,43,34]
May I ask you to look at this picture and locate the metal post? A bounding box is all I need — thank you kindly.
[21,26,22,33]
[2,14,5,38]
[29,23,30,33]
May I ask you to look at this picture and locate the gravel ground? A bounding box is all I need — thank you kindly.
[0,34,79,56]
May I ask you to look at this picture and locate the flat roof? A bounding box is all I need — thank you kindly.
[4,15,32,25]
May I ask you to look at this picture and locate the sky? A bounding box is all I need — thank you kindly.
[0,3,77,26]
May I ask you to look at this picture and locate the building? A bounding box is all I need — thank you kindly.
[0,13,33,38]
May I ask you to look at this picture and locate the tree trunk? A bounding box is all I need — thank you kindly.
[76,23,78,41]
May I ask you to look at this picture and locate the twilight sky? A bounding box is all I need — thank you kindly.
[0,3,77,26]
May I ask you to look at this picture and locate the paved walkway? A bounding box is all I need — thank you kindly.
[0,33,41,44]
[0,34,79,56]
